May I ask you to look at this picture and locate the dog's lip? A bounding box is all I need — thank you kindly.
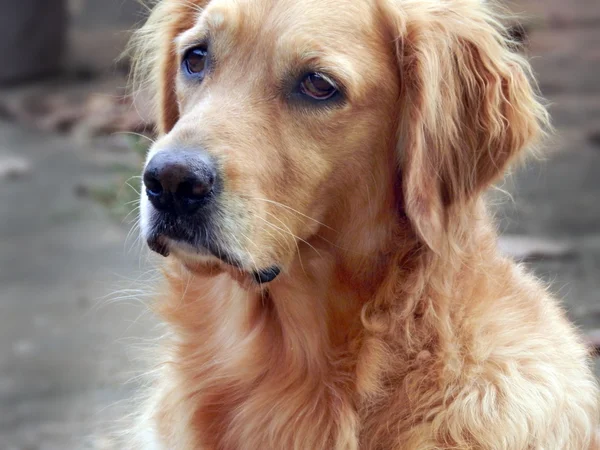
[147,234,281,284]
[252,266,281,284]
[147,234,232,263]
[147,235,170,257]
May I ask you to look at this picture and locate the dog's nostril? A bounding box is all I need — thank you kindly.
[147,188,162,198]
[143,173,164,198]
[177,178,213,201]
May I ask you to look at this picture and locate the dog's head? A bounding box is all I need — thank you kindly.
[132,0,547,282]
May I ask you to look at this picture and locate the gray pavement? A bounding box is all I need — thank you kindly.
[0,0,599,449]
[0,124,158,449]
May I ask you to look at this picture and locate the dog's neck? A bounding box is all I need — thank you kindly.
[157,191,491,389]
[152,193,504,449]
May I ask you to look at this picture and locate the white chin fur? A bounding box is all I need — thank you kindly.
[140,144,165,242]
[139,191,153,242]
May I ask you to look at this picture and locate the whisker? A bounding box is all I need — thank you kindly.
[255,216,308,275]
[124,199,141,207]
[112,131,157,145]
[250,197,337,232]
[232,234,261,280]
[252,221,288,251]
[263,211,322,258]
[125,218,142,251]
[125,182,142,197]
[122,205,141,225]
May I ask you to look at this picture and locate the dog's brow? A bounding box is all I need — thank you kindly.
[176,24,209,54]
[176,2,236,50]
[177,3,245,57]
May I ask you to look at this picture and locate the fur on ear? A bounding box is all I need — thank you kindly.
[381,0,549,251]
[128,0,208,134]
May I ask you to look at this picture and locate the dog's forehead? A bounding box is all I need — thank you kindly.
[176,0,387,94]
[180,0,378,49]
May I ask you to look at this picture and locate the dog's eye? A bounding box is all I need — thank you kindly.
[299,73,338,100]
[182,47,208,77]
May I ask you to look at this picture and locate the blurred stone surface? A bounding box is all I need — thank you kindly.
[510,0,600,27]
[67,0,146,75]
[0,122,158,449]
[0,86,152,137]
[0,0,67,83]
[0,0,153,142]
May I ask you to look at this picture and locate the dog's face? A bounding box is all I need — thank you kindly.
[137,0,545,282]
[140,0,399,280]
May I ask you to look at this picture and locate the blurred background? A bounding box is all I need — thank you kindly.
[0,0,598,448]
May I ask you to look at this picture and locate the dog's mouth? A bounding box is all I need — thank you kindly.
[146,229,281,285]
[147,234,171,258]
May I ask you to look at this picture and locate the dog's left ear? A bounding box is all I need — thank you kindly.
[382,0,549,251]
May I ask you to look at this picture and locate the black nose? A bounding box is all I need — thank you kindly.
[143,149,217,214]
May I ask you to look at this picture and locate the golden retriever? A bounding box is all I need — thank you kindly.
[128,0,600,448]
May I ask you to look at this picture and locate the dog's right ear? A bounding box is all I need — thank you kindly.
[128,0,209,135]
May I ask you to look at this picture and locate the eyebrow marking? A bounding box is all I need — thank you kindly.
[176,25,208,55]
[176,3,240,58]
[206,11,226,30]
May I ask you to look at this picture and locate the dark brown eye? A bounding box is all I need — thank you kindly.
[299,73,338,100]
[183,47,208,77]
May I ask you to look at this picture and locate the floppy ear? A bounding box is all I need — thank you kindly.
[128,0,208,134]
[383,0,549,250]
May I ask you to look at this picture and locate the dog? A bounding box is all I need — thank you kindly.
[128,0,600,448]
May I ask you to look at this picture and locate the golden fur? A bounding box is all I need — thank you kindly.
[129,0,600,448]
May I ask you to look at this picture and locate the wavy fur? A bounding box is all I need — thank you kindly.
[127,0,600,448]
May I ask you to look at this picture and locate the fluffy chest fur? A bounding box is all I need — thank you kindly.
[135,235,599,450]
[150,253,370,450]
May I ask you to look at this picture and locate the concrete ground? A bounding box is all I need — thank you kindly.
[0,0,599,449]
[0,123,159,450]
